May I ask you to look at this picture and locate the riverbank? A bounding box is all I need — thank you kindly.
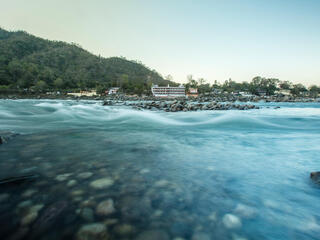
[1,92,319,103]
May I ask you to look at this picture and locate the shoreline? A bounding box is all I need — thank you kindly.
[1,93,319,112]
[2,93,319,112]
[0,93,319,102]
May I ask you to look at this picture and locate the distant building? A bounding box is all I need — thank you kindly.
[187,88,198,97]
[67,90,97,97]
[275,89,291,96]
[256,89,267,96]
[239,91,253,97]
[108,87,120,95]
[151,84,185,97]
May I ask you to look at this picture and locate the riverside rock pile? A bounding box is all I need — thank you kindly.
[0,131,19,144]
[104,100,260,112]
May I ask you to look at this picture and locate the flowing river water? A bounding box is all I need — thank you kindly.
[0,99,320,240]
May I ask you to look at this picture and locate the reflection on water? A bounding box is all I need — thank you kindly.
[0,100,320,240]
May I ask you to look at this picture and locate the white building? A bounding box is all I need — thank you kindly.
[108,87,120,95]
[67,90,97,97]
[151,84,185,97]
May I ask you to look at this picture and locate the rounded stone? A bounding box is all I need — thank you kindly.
[22,189,37,198]
[0,193,9,203]
[78,172,93,179]
[90,178,114,189]
[234,204,256,218]
[55,173,72,181]
[96,199,115,216]
[114,224,135,236]
[67,180,77,187]
[222,214,242,229]
[135,230,169,240]
[21,211,38,226]
[81,207,94,222]
[154,180,170,187]
[192,232,211,240]
[76,223,109,240]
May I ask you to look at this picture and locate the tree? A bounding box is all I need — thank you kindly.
[309,85,320,93]
[35,80,47,91]
[250,76,279,95]
[187,74,198,88]
[290,84,307,96]
[53,78,64,88]
[279,80,292,90]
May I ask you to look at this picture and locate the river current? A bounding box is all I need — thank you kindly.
[0,99,320,240]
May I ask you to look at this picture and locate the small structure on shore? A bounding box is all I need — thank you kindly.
[67,90,97,97]
[151,84,185,97]
[107,87,120,95]
[187,88,198,97]
[275,89,291,96]
[256,89,267,96]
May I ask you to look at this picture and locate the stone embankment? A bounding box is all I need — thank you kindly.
[103,100,261,112]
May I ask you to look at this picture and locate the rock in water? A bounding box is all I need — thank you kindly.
[192,232,211,240]
[310,172,320,183]
[76,223,109,240]
[90,178,114,189]
[78,172,93,179]
[0,131,19,145]
[222,214,242,229]
[96,199,115,216]
[135,230,170,240]
[30,201,68,237]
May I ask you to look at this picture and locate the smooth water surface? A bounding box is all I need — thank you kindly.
[0,99,320,240]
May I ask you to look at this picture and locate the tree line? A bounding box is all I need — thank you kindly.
[184,75,320,97]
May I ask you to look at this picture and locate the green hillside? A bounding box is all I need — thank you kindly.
[0,28,175,94]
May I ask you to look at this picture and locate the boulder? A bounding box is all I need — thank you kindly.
[310,172,320,183]
[96,199,115,216]
[0,131,19,144]
[76,223,109,240]
[135,230,169,240]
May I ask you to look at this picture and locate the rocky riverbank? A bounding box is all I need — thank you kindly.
[1,92,319,103]
[106,100,261,112]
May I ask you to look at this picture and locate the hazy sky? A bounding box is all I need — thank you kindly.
[1,0,320,85]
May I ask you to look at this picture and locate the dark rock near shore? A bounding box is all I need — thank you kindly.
[310,172,320,183]
[30,201,68,238]
[0,131,19,145]
[126,100,260,112]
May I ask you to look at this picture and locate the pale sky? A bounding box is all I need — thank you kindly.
[1,0,320,86]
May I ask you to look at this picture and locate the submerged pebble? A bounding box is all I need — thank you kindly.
[96,199,115,216]
[67,179,77,187]
[222,214,242,229]
[21,211,38,226]
[22,189,37,198]
[76,223,109,240]
[90,178,114,189]
[191,232,211,240]
[20,204,44,226]
[18,200,33,209]
[234,203,256,218]
[0,193,9,203]
[55,173,72,181]
[78,172,93,179]
[80,207,94,222]
[114,223,135,236]
[135,229,170,240]
[154,180,170,187]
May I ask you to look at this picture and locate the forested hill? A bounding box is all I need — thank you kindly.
[0,28,174,93]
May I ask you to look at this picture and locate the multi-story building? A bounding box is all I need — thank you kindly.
[151,84,185,97]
